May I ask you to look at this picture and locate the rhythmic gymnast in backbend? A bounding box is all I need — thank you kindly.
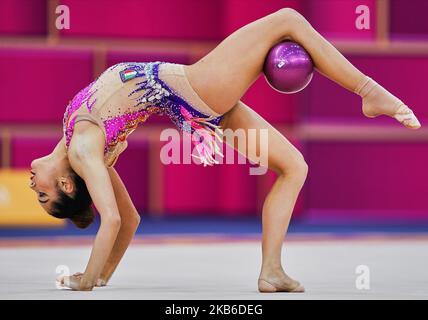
[29,8,420,292]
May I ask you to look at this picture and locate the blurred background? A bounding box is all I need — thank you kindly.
[1,0,428,239]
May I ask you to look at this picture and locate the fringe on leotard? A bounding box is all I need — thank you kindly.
[179,106,224,166]
[124,61,224,167]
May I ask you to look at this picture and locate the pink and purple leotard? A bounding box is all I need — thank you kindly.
[63,61,224,167]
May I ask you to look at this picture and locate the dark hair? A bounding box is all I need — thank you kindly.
[49,169,94,229]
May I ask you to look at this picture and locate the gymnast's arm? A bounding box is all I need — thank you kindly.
[97,166,141,285]
[66,126,122,291]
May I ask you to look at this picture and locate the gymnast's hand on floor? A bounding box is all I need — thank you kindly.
[56,275,89,291]
[57,273,101,291]
[72,272,107,287]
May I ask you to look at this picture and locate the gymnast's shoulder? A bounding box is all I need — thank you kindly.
[67,121,106,176]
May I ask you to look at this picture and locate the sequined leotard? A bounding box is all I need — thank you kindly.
[63,61,224,167]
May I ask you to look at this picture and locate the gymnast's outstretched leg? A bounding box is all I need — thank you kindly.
[185,8,420,128]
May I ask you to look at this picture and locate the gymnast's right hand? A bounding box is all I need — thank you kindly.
[72,272,107,287]
[57,274,87,290]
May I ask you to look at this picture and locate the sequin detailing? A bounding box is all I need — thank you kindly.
[103,106,160,150]
[63,61,224,167]
[63,80,97,148]
[126,62,172,108]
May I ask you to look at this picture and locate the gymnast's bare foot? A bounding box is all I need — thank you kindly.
[258,267,304,293]
[356,76,421,129]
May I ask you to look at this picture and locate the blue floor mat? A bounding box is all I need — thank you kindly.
[1,215,428,238]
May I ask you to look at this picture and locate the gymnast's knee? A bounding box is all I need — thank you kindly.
[278,153,308,184]
[276,7,306,21]
[274,7,311,34]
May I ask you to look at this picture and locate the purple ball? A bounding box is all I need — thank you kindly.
[263,40,314,94]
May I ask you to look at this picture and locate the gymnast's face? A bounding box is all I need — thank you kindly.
[29,155,74,213]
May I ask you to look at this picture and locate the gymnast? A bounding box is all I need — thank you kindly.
[29,8,420,292]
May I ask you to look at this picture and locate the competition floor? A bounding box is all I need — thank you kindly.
[1,218,428,300]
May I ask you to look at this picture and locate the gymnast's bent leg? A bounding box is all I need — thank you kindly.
[185,8,420,128]
[220,101,306,292]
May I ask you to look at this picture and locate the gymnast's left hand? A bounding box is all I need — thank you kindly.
[57,274,94,291]
[73,272,107,287]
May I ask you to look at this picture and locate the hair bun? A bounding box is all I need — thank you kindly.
[71,206,95,229]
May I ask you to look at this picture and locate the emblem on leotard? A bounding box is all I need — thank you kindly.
[120,68,138,82]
